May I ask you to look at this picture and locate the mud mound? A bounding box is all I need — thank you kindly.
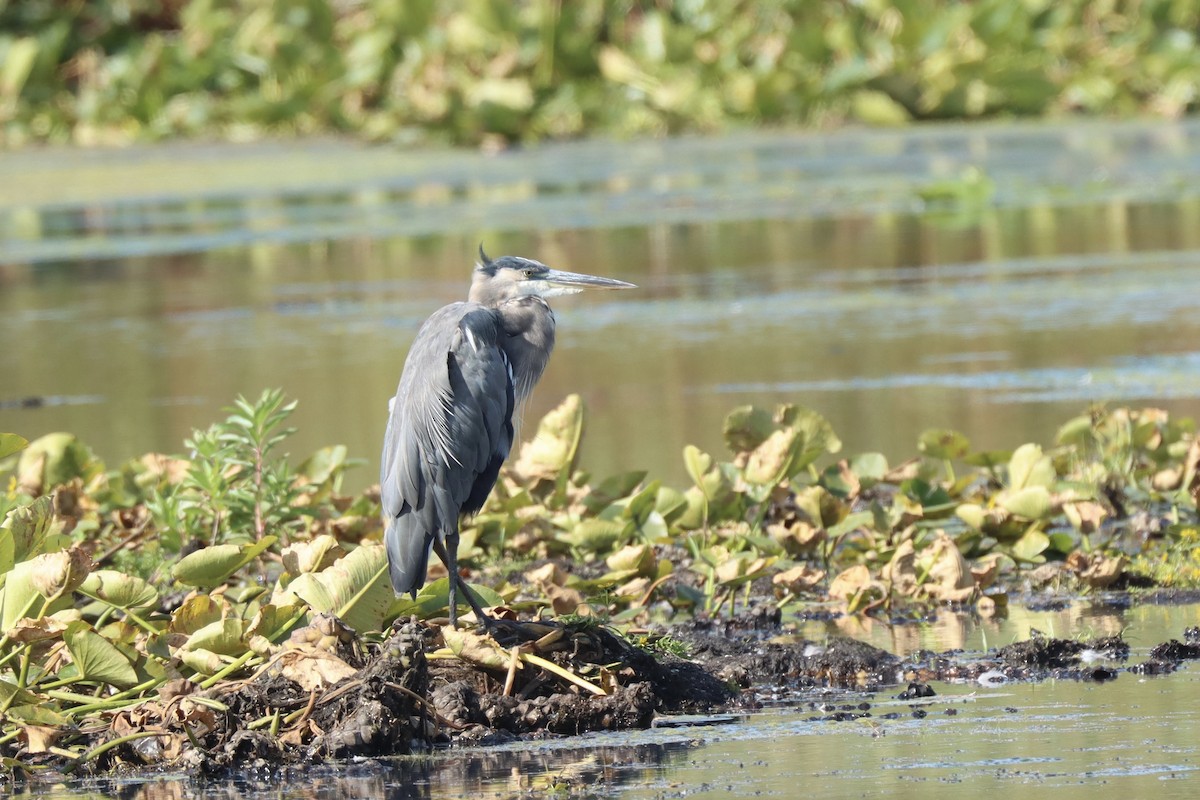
[999,634,1129,670]
[676,624,901,698]
[26,610,1200,782]
[424,618,731,744]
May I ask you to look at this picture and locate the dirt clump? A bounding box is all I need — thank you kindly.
[424,617,732,744]
[998,634,1129,671]
[897,681,936,700]
[1148,638,1200,661]
[894,632,1131,684]
[1130,634,1200,674]
[673,613,901,702]
[184,619,432,772]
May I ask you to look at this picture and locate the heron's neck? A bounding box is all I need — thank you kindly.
[495,296,555,401]
[468,276,511,307]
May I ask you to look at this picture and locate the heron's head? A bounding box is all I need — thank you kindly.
[470,246,636,306]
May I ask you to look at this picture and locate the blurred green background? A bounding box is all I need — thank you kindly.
[2,0,1198,148]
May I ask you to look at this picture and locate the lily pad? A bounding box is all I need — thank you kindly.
[583,471,647,514]
[169,595,225,635]
[744,428,806,485]
[722,405,776,453]
[181,618,248,656]
[850,452,889,484]
[683,445,716,493]
[63,621,138,688]
[388,577,505,620]
[1008,443,1055,490]
[513,394,584,482]
[286,544,393,633]
[1010,527,1050,563]
[1055,414,1095,447]
[171,537,277,589]
[0,433,28,461]
[653,485,688,522]
[918,429,971,460]
[559,519,632,555]
[0,495,65,570]
[775,405,843,472]
[78,570,158,611]
[16,433,101,495]
[999,486,1053,520]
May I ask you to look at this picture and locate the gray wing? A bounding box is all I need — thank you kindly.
[381,302,515,596]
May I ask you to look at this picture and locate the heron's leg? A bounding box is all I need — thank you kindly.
[433,534,493,629]
[433,535,459,628]
[458,574,494,629]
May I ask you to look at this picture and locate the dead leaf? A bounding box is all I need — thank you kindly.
[970,553,1005,590]
[771,564,826,594]
[605,544,656,576]
[29,545,93,599]
[279,718,323,747]
[615,577,650,599]
[16,449,47,495]
[923,532,976,602]
[158,679,197,703]
[1184,435,1200,506]
[525,562,567,587]
[1063,499,1108,534]
[883,458,921,483]
[767,521,824,555]
[23,726,60,754]
[715,556,772,585]
[277,649,358,691]
[828,565,873,600]
[282,535,345,575]
[140,453,191,484]
[1152,467,1182,491]
[543,583,585,615]
[1082,556,1124,587]
[882,540,919,596]
[7,616,70,643]
[1066,551,1126,588]
[286,612,358,661]
[165,696,217,736]
[441,627,513,670]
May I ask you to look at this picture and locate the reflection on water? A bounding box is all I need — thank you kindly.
[5,122,1200,487]
[797,597,1155,656]
[23,740,697,800]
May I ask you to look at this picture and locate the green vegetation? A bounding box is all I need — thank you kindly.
[2,0,1199,147]
[0,390,1198,768]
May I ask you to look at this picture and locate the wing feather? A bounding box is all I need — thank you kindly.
[381,302,515,595]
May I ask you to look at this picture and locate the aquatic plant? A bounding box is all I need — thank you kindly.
[0,389,1197,770]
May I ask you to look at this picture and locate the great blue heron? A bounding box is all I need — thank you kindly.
[381,247,635,626]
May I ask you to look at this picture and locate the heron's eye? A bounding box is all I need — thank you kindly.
[523,268,535,278]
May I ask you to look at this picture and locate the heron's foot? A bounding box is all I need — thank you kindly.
[443,601,497,632]
[445,609,496,632]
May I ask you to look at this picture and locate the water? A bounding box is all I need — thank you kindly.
[5,121,1200,490]
[16,602,1200,799]
[5,120,1200,796]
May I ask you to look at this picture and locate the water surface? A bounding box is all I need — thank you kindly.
[5,121,1200,488]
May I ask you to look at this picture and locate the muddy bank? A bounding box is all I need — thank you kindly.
[8,604,1200,784]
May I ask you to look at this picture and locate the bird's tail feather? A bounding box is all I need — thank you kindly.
[385,513,434,598]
